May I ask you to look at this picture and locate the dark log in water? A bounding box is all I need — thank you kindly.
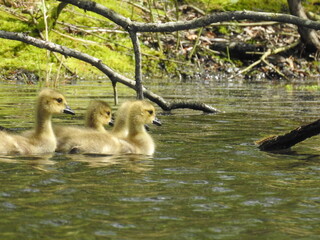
[210,41,265,59]
[256,118,320,151]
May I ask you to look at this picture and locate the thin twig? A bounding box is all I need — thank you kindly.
[41,0,50,85]
[262,59,287,79]
[39,31,75,75]
[188,27,203,60]
[236,49,271,75]
[147,0,163,52]
[173,0,181,52]
[56,23,192,67]
[64,8,112,26]
[236,39,301,77]
[112,81,118,105]
[52,29,101,45]
[57,21,129,34]
[125,1,151,14]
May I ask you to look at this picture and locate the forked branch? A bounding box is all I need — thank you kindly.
[55,0,320,102]
[3,0,320,113]
[58,0,320,31]
[0,30,219,113]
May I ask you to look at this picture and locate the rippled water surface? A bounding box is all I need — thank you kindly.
[1,78,320,239]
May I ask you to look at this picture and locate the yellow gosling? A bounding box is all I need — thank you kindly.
[56,100,161,155]
[0,88,74,155]
[54,100,113,151]
[123,100,161,155]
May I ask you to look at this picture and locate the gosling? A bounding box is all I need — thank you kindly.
[123,100,161,155]
[54,100,113,151]
[0,88,74,155]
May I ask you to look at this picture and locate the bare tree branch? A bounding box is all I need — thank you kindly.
[3,0,320,113]
[58,0,320,31]
[128,30,144,100]
[55,0,320,103]
[0,30,219,113]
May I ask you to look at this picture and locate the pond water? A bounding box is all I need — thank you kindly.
[0,78,320,239]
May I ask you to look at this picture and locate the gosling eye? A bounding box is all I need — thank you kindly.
[56,98,63,103]
[147,110,153,115]
[106,111,111,116]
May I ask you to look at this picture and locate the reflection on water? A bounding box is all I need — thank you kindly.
[1,79,320,239]
[68,153,155,172]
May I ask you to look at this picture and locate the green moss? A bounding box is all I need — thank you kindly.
[226,0,289,12]
[0,11,30,32]
[0,0,145,81]
[185,0,232,11]
[0,40,47,72]
[188,0,289,13]
[96,0,144,21]
[190,0,318,13]
[218,26,230,35]
[1,0,317,82]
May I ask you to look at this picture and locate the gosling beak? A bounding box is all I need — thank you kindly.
[109,118,114,127]
[63,105,75,115]
[153,117,161,126]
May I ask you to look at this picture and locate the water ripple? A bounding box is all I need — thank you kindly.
[120,196,171,203]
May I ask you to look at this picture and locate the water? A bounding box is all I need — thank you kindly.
[0,78,320,239]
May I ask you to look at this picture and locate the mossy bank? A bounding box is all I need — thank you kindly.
[0,0,318,84]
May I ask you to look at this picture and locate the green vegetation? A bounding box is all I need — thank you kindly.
[0,0,150,82]
[0,0,319,83]
[186,0,289,12]
[286,84,320,92]
[224,0,288,12]
[189,0,318,14]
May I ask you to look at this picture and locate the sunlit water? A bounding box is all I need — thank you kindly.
[0,78,320,239]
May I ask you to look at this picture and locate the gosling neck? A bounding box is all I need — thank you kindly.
[128,117,145,136]
[92,122,105,132]
[34,105,54,137]
[112,119,125,134]
[85,118,103,132]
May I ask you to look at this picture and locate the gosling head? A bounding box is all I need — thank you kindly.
[86,100,113,127]
[37,88,75,115]
[130,101,161,126]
